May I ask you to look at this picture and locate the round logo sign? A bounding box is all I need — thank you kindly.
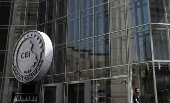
[12,30,53,83]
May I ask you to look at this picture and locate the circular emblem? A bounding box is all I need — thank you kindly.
[12,30,53,83]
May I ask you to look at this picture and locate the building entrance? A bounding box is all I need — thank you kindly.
[68,81,91,103]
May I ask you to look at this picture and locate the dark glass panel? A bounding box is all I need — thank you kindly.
[43,76,53,84]
[56,18,67,45]
[47,0,56,21]
[0,2,11,25]
[57,0,67,18]
[80,39,93,70]
[94,35,109,68]
[38,1,46,24]
[0,29,8,50]
[0,52,5,77]
[46,22,55,45]
[95,4,109,36]
[81,9,93,39]
[53,74,65,83]
[44,86,56,103]
[54,45,66,74]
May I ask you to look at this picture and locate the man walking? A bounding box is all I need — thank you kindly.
[133,88,141,103]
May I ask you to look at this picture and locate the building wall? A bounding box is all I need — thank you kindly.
[1,0,170,103]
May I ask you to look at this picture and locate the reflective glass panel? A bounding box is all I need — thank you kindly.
[54,45,66,74]
[56,18,67,45]
[127,0,149,27]
[38,1,46,24]
[0,29,8,50]
[111,31,128,66]
[68,14,79,42]
[95,4,109,36]
[131,63,155,103]
[81,9,93,39]
[81,0,93,10]
[79,70,93,81]
[68,0,79,14]
[47,0,56,21]
[129,25,152,63]
[57,0,67,18]
[95,78,128,103]
[46,22,55,45]
[53,74,65,83]
[152,25,170,60]
[94,68,110,79]
[67,42,79,72]
[1,78,18,103]
[95,0,108,6]
[0,2,11,25]
[110,0,126,32]
[94,35,109,68]
[111,66,128,77]
[80,39,93,70]
[44,86,56,103]
[150,0,170,23]
[0,52,5,77]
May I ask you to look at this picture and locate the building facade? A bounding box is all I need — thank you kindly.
[0,0,170,103]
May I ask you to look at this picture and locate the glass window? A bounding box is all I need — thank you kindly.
[81,9,93,39]
[1,78,18,103]
[25,3,38,25]
[0,52,5,77]
[95,4,109,36]
[152,25,170,60]
[95,0,108,6]
[111,65,128,77]
[66,72,79,82]
[94,35,109,68]
[149,0,170,23]
[67,42,79,72]
[68,13,79,42]
[95,78,128,103]
[111,31,128,66]
[110,0,126,32]
[129,25,152,63]
[0,29,8,50]
[43,76,53,84]
[47,0,56,21]
[57,0,67,18]
[56,18,67,45]
[80,39,93,70]
[155,63,170,103]
[54,45,66,74]
[38,1,46,24]
[53,74,65,83]
[68,0,79,14]
[131,63,155,103]
[127,0,149,27]
[79,70,93,81]
[95,68,110,79]
[37,24,45,32]
[0,2,11,25]
[81,0,93,10]
[46,22,55,45]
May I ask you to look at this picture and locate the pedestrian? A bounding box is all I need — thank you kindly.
[133,88,141,103]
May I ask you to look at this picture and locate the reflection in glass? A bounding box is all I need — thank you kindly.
[131,64,155,103]
[95,78,128,103]
[80,39,93,70]
[95,4,109,36]
[67,42,79,72]
[150,0,170,23]
[152,25,170,60]
[155,63,170,103]
[95,0,108,6]
[110,0,126,31]
[111,31,127,66]
[68,0,79,14]
[56,18,67,45]
[129,25,152,63]
[68,14,79,42]
[95,35,109,68]
[81,9,93,39]
[53,74,65,83]
[44,86,56,103]
[43,76,53,84]
[79,70,93,81]
[54,45,66,74]
[95,68,110,79]
[127,0,149,27]
[2,78,18,103]
[81,0,93,10]
[47,0,56,21]
[66,72,79,82]
[111,66,128,77]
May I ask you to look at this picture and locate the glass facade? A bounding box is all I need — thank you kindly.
[1,0,170,103]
